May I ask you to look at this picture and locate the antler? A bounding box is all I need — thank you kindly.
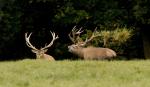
[25,32,38,50]
[81,27,100,46]
[68,26,84,44]
[41,31,59,50]
[85,27,99,43]
[68,26,100,46]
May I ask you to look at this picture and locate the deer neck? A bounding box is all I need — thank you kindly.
[75,47,84,58]
[36,53,45,59]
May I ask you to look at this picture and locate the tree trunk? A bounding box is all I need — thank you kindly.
[142,28,150,59]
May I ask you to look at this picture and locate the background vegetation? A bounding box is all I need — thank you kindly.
[1,0,150,60]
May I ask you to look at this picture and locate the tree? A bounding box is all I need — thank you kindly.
[0,0,147,60]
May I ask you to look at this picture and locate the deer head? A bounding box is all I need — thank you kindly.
[68,26,100,48]
[25,31,59,60]
[68,26,100,52]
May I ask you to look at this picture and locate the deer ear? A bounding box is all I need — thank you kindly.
[31,50,37,53]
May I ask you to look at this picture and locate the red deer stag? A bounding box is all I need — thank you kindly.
[25,31,59,61]
[68,26,117,60]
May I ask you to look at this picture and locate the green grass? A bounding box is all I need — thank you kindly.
[0,59,150,87]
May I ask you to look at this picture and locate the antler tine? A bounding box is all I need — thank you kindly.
[84,27,100,44]
[72,25,77,32]
[51,31,59,40]
[68,26,77,43]
[41,31,59,50]
[25,32,38,50]
[68,25,84,44]
[76,27,84,34]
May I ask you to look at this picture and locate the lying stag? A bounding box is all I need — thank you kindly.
[68,26,116,60]
[25,31,59,61]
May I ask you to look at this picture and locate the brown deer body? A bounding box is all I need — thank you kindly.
[31,49,55,61]
[68,26,116,60]
[68,45,116,60]
[25,31,58,61]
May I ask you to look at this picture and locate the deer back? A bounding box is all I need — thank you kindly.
[82,47,116,60]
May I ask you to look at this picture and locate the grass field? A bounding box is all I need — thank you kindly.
[0,59,150,87]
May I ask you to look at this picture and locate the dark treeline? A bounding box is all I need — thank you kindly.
[0,0,149,60]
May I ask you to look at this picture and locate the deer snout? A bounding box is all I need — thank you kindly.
[68,45,75,52]
[68,46,71,51]
[68,46,70,49]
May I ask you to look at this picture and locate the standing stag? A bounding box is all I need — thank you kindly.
[25,31,59,61]
[68,26,117,60]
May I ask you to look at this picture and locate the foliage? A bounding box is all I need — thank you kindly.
[98,26,133,47]
[112,28,133,44]
[53,2,89,24]
[132,0,150,24]
[0,0,22,59]
[0,60,150,87]
[0,0,149,59]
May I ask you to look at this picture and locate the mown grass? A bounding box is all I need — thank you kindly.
[0,59,150,87]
